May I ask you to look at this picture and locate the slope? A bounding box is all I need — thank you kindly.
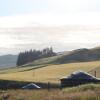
[0,60,100,83]
[18,46,100,68]
[55,47,100,64]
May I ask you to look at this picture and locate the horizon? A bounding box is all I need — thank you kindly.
[0,45,100,56]
[0,0,100,55]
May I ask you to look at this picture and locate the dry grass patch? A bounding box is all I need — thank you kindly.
[0,85,100,100]
[0,61,100,83]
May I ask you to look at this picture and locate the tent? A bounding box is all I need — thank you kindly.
[64,71,97,79]
[22,83,41,89]
[60,71,100,87]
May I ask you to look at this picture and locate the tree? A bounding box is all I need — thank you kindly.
[16,47,56,66]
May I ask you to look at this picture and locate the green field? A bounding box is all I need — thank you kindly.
[0,60,100,83]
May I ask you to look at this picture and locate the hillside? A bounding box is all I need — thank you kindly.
[55,47,100,64]
[21,54,63,67]
[0,55,18,68]
[17,46,100,68]
[0,46,100,69]
[0,61,100,83]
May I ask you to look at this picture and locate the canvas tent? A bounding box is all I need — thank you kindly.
[22,83,41,89]
[60,71,100,87]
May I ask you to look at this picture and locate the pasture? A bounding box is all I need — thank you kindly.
[0,61,100,83]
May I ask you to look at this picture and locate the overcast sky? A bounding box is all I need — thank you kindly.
[0,0,100,55]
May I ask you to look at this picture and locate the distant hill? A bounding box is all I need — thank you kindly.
[1,46,100,69]
[16,46,100,67]
[0,54,18,68]
[56,47,100,64]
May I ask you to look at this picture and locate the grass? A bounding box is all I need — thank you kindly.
[0,54,63,74]
[89,66,100,78]
[0,84,100,100]
[0,60,100,83]
[0,60,100,100]
[64,84,100,92]
[21,55,62,67]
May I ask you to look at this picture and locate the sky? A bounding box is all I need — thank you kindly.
[0,0,100,55]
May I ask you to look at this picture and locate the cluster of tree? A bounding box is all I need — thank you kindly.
[16,47,56,66]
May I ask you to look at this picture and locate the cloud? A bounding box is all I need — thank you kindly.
[48,0,97,13]
[1,12,100,30]
[0,25,100,55]
[0,0,100,54]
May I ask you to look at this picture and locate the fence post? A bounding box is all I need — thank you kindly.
[47,82,50,91]
[94,71,96,77]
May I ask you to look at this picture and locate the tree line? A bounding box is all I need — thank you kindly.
[16,47,56,66]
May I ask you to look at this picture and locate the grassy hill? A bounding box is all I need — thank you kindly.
[21,54,63,67]
[0,47,100,83]
[55,47,100,64]
[17,46,100,68]
[0,48,100,99]
[0,46,100,69]
[0,60,100,83]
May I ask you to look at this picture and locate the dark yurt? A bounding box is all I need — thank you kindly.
[60,71,100,87]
